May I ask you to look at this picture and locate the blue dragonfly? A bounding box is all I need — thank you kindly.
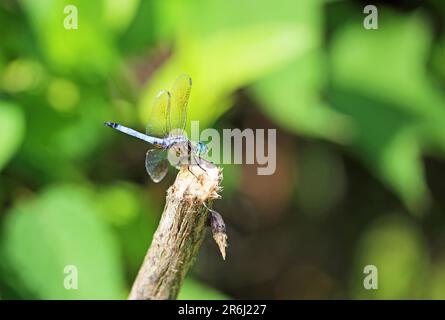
[105,74,208,183]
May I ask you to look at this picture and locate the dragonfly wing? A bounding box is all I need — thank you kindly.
[169,74,192,135]
[145,149,169,183]
[146,90,171,138]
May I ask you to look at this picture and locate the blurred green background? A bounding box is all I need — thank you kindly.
[1,0,445,299]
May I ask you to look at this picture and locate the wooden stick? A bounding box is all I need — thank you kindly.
[128,160,225,300]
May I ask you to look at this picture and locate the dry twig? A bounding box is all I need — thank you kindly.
[128,160,225,300]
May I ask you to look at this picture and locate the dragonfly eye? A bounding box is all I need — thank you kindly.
[198,142,207,155]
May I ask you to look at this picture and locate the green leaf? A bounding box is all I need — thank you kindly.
[0,101,25,172]
[247,0,353,143]
[427,263,445,299]
[95,182,160,276]
[103,0,140,35]
[251,54,354,143]
[330,90,429,213]
[351,215,428,299]
[2,185,125,299]
[139,23,308,131]
[329,10,445,212]
[331,11,445,121]
[21,0,118,77]
[330,10,445,150]
[96,183,141,227]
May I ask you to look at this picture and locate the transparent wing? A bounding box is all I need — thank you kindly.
[146,90,171,138]
[145,149,169,183]
[169,74,192,135]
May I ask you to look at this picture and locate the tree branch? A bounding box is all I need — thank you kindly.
[128,160,225,300]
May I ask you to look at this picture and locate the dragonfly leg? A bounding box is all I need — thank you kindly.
[187,165,199,180]
[193,154,208,174]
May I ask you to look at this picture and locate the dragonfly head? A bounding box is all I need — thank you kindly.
[196,142,208,156]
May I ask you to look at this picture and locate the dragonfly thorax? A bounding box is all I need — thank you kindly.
[163,135,189,148]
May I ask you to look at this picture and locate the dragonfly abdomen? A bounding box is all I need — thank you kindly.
[105,122,165,146]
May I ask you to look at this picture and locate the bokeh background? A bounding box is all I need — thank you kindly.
[1,0,445,299]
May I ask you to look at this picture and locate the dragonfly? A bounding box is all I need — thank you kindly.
[105,74,208,183]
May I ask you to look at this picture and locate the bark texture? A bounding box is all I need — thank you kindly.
[128,160,223,300]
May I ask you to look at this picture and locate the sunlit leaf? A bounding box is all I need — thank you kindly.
[2,185,125,299]
[330,90,429,213]
[331,11,445,123]
[103,0,140,34]
[140,24,308,131]
[248,0,353,143]
[351,215,428,299]
[0,101,25,172]
[21,0,118,77]
[252,54,354,144]
[428,263,445,299]
[329,10,445,212]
